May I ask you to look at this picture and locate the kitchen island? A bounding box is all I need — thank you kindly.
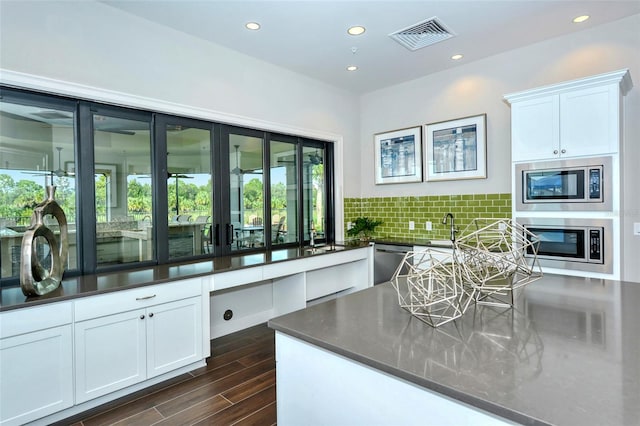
[268,275,640,426]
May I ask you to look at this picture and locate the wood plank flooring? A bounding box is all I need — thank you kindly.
[59,324,276,426]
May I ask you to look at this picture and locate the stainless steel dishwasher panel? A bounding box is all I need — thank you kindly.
[374,243,411,284]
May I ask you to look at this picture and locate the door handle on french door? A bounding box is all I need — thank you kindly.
[226,224,234,245]
[215,224,220,246]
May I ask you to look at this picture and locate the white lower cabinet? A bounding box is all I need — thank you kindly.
[0,302,74,426]
[146,297,203,378]
[74,281,203,404]
[74,308,147,403]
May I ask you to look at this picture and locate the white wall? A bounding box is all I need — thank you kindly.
[359,14,640,282]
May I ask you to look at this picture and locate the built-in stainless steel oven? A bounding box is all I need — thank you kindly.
[516,156,612,211]
[517,217,612,274]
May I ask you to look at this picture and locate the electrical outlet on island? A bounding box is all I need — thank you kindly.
[425,221,432,231]
[409,221,415,230]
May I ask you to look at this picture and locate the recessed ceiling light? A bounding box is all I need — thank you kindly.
[245,22,261,30]
[346,65,358,72]
[573,15,590,23]
[347,26,366,36]
[451,54,463,60]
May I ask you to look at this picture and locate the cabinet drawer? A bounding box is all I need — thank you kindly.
[1,302,72,339]
[75,278,201,321]
[212,267,263,291]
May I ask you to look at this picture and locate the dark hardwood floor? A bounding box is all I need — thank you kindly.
[61,323,276,426]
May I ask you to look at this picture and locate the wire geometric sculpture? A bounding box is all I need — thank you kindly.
[391,218,542,327]
[455,218,543,307]
[391,249,466,327]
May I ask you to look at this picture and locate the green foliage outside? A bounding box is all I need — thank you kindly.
[167,178,212,215]
[271,181,287,210]
[0,174,76,225]
[127,179,153,213]
[0,174,295,226]
[243,178,263,210]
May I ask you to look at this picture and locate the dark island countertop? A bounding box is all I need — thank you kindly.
[0,242,370,312]
[269,275,640,426]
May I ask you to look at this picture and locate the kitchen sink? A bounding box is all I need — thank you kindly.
[304,245,338,254]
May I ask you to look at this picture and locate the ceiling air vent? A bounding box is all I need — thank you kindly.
[389,17,455,51]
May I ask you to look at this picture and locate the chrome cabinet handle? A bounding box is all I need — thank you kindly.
[140,314,145,320]
[136,294,156,301]
[553,149,559,154]
[561,149,566,154]
[149,313,154,318]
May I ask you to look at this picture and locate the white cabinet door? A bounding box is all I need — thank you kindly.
[511,95,559,162]
[74,309,147,404]
[146,297,202,378]
[560,84,619,157]
[0,325,73,426]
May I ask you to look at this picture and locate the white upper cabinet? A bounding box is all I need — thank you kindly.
[506,70,631,162]
[510,95,560,162]
[559,84,620,158]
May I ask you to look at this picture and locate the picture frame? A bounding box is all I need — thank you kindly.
[374,126,422,184]
[424,114,487,182]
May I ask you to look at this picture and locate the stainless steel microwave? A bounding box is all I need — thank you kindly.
[517,217,612,274]
[515,156,612,211]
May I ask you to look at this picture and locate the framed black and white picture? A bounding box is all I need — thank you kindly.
[424,114,487,182]
[374,126,422,184]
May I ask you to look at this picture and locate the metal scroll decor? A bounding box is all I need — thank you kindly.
[392,218,543,327]
[20,185,69,296]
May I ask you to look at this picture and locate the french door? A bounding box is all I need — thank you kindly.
[155,115,217,260]
[221,126,266,253]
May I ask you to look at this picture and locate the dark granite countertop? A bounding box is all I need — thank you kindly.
[0,242,370,312]
[269,275,640,426]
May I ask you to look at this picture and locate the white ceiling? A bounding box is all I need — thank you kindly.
[102,1,640,94]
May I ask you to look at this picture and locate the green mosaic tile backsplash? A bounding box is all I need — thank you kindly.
[344,193,512,241]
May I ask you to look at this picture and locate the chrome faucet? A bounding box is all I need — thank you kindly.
[309,221,316,248]
[442,213,457,242]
